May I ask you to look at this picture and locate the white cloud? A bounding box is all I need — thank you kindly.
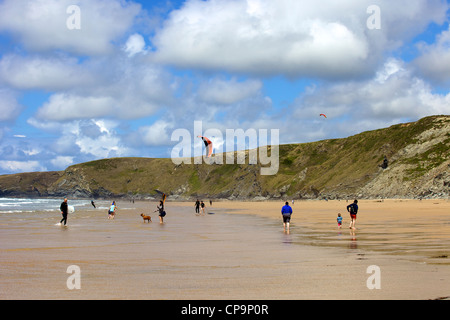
[35,93,116,121]
[31,59,175,122]
[0,160,47,173]
[75,134,122,158]
[138,120,172,146]
[50,156,74,169]
[64,119,131,159]
[151,0,448,78]
[159,74,272,134]
[34,90,163,122]
[0,87,22,122]
[26,118,133,163]
[0,0,141,55]
[414,26,450,85]
[289,58,450,139]
[124,33,148,57]
[23,148,41,156]
[152,0,366,77]
[197,78,262,105]
[0,54,96,91]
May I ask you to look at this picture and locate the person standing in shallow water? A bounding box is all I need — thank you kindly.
[60,198,68,226]
[157,200,166,223]
[281,201,293,233]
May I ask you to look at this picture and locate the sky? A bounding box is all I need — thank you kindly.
[0,0,449,175]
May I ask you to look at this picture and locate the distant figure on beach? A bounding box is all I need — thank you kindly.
[108,201,117,219]
[347,200,358,229]
[210,199,212,206]
[195,199,200,214]
[337,213,343,229]
[91,200,96,208]
[281,201,293,233]
[157,200,166,223]
[200,201,206,215]
[59,198,68,226]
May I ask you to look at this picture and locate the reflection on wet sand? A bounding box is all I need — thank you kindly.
[349,229,357,250]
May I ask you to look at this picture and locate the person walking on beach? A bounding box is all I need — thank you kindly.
[337,213,343,229]
[347,200,358,229]
[281,201,293,233]
[195,199,200,214]
[60,198,68,226]
[200,200,206,215]
[108,201,117,219]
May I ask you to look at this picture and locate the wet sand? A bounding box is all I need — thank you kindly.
[0,199,449,300]
[205,199,450,258]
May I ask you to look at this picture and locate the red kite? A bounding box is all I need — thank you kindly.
[197,135,213,158]
[320,113,327,118]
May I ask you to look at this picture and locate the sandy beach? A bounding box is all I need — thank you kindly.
[0,198,449,300]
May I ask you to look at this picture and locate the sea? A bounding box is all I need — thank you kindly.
[0,197,96,213]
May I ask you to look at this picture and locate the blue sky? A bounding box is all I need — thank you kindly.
[0,0,449,174]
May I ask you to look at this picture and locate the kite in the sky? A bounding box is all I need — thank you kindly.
[197,135,213,158]
[320,113,327,118]
[154,189,167,204]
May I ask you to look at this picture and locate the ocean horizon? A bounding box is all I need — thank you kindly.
[0,197,104,213]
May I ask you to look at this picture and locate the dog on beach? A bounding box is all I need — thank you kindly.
[140,213,152,223]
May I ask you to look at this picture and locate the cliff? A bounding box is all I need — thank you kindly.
[1,115,448,200]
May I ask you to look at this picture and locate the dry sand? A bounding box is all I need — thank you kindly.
[0,199,449,300]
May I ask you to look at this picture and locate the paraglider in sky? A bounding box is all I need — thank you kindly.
[319,113,327,118]
[197,135,213,158]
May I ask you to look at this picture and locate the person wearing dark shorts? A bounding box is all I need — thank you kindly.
[157,200,166,224]
[281,201,293,233]
[200,201,206,215]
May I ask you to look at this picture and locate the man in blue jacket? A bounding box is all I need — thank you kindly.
[281,201,293,233]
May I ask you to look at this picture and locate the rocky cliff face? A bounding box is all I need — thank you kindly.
[0,171,62,197]
[0,115,449,200]
[358,116,449,199]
